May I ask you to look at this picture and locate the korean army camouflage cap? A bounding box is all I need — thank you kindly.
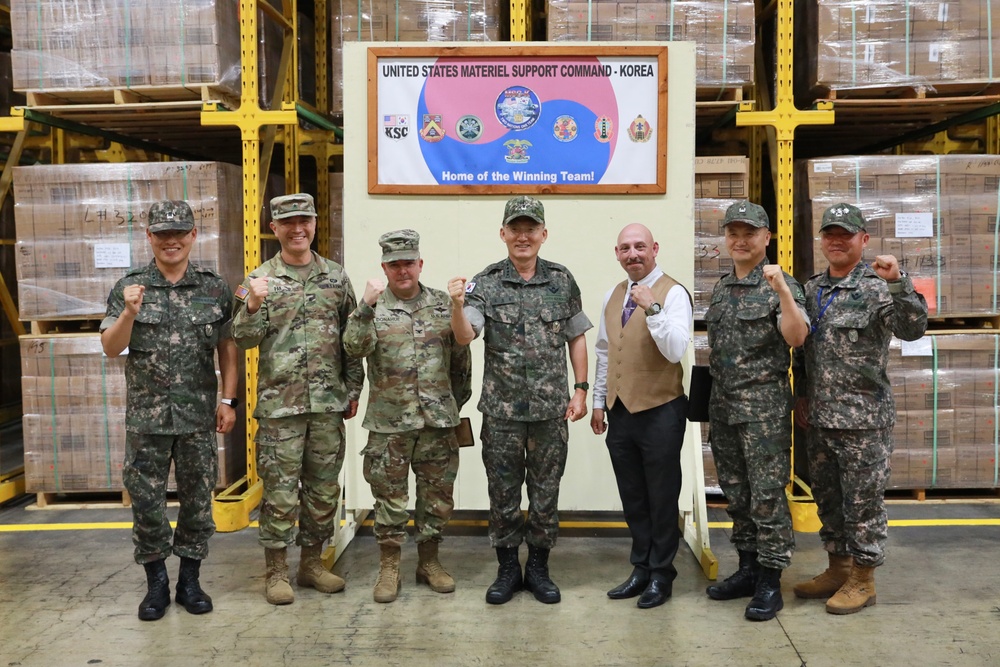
[820,202,867,233]
[379,229,420,263]
[723,200,769,229]
[502,195,545,226]
[270,193,317,220]
[147,200,195,233]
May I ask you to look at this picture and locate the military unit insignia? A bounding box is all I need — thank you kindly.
[503,139,532,164]
[553,115,578,142]
[456,115,484,142]
[420,114,445,142]
[594,116,614,143]
[495,86,541,131]
[628,115,652,143]
[383,114,409,141]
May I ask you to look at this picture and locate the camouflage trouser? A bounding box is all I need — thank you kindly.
[124,430,218,564]
[256,412,346,549]
[806,426,893,567]
[709,417,794,569]
[481,415,568,549]
[362,427,459,547]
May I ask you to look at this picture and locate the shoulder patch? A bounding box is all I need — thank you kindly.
[234,285,250,302]
[465,281,476,293]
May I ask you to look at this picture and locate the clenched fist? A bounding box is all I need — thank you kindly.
[246,276,270,313]
[448,276,467,306]
[123,284,145,316]
[363,278,386,306]
[873,255,901,282]
[762,264,790,295]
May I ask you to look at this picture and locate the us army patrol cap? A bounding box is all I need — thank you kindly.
[147,200,195,233]
[723,200,769,229]
[270,193,317,220]
[379,229,420,263]
[502,195,545,226]
[820,203,867,234]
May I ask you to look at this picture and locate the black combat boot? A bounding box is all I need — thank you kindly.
[745,566,783,621]
[524,545,561,604]
[485,547,523,605]
[175,556,213,614]
[138,559,171,621]
[706,549,759,600]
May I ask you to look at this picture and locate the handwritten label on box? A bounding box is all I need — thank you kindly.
[895,212,933,238]
[94,243,131,268]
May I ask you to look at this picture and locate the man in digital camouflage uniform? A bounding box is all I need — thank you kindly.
[344,229,472,603]
[101,200,238,621]
[704,201,809,621]
[232,193,364,606]
[793,202,927,614]
[452,195,592,605]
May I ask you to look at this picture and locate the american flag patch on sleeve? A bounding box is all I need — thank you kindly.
[234,285,250,301]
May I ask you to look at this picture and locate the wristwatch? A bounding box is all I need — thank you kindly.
[644,303,662,317]
[573,382,589,392]
[220,398,239,408]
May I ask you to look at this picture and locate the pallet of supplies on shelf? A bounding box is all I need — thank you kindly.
[693,155,747,318]
[692,332,720,493]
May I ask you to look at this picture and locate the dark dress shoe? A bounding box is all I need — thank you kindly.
[636,580,671,609]
[607,572,649,599]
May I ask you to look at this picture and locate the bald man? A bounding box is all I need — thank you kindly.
[591,223,693,609]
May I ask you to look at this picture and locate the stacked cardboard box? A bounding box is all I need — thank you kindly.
[692,332,719,492]
[693,156,747,317]
[547,0,755,88]
[887,333,999,489]
[20,334,245,493]
[13,162,243,320]
[801,155,1000,316]
[9,0,241,97]
[809,0,1000,89]
[332,0,506,114]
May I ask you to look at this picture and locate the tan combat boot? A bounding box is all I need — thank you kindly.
[793,553,853,599]
[373,544,402,603]
[825,564,877,615]
[297,543,346,594]
[264,548,294,605]
[416,540,455,593]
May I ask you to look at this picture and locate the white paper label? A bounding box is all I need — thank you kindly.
[813,162,833,174]
[94,243,131,268]
[928,44,941,63]
[895,212,934,238]
[938,3,949,23]
[901,337,933,357]
[864,43,876,63]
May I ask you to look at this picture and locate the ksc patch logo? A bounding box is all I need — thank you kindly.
[383,115,409,140]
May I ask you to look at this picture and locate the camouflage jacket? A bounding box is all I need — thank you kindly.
[793,262,928,429]
[705,260,807,425]
[464,257,592,421]
[343,283,472,433]
[232,251,364,419]
[101,261,232,435]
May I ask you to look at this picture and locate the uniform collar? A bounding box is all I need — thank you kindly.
[381,283,431,312]
[501,257,550,284]
[145,260,199,287]
[722,259,766,286]
[272,250,328,282]
[818,262,869,289]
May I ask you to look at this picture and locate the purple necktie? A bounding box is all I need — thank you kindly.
[622,284,637,326]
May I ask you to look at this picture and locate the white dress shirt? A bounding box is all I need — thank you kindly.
[593,266,693,410]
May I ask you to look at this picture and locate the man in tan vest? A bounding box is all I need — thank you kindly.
[591,223,692,609]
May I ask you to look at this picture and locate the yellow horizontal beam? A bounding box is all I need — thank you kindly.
[0,116,25,133]
[0,474,25,505]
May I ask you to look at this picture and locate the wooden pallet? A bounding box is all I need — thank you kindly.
[28,319,103,335]
[926,314,1000,331]
[814,80,1000,102]
[25,84,240,110]
[885,487,1000,503]
[29,489,186,510]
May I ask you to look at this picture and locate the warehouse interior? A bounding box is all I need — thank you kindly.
[2,0,1000,664]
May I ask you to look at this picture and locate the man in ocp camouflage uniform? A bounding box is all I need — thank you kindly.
[232,193,364,606]
[793,202,927,615]
[101,200,238,621]
[704,201,809,621]
[452,196,592,606]
[344,229,472,603]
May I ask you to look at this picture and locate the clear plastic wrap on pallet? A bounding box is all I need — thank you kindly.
[13,162,244,320]
[20,334,245,493]
[546,0,755,88]
[331,0,507,115]
[801,154,1000,317]
[9,0,241,98]
[693,156,748,318]
[887,333,1000,489]
[808,0,1000,90]
[692,331,719,492]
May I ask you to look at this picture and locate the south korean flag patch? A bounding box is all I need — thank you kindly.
[465,281,476,294]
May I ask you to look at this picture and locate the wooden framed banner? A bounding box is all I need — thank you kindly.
[368,45,668,195]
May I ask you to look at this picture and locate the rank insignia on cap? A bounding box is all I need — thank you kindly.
[465,282,476,293]
[234,285,250,301]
